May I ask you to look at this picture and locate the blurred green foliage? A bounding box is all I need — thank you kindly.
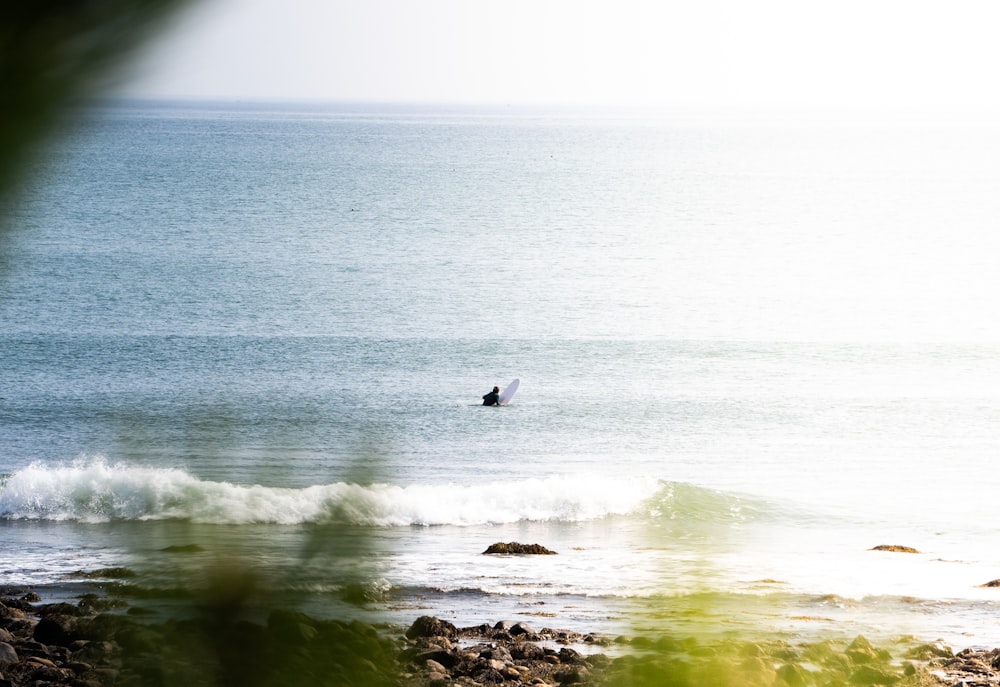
[0,0,189,227]
[598,633,938,687]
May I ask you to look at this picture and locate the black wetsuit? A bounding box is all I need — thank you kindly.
[482,391,500,406]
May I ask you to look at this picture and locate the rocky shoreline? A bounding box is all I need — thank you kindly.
[1,588,998,687]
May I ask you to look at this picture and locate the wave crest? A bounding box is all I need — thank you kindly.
[0,459,664,526]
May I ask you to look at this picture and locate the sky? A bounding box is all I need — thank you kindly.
[124,0,1000,114]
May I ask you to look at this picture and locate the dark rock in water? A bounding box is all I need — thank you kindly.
[159,544,205,553]
[870,545,920,553]
[482,542,558,555]
[406,615,458,639]
[980,579,1000,588]
[75,567,137,579]
[77,594,125,613]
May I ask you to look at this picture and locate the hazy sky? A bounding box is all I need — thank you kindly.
[125,0,1000,112]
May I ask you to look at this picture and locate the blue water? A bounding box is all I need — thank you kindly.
[4,100,1000,646]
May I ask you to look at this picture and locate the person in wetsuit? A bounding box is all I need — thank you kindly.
[482,385,500,406]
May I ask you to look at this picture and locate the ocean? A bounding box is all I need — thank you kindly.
[3,100,1000,648]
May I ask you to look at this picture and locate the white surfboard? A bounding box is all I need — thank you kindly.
[498,378,519,406]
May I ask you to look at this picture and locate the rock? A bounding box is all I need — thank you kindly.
[510,622,537,636]
[411,635,454,652]
[478,643,513,664]
[483,542,558,555]
[0,598,32,613]
[846,635,891,665]
[742,656,777,684]
[979,579,1000,588]
[7,661,72,685]
[0,605,25,621]
[76,612,133,641]
[959,657,993,674]
[33,614,80,646]
[26,655,57,668]
[850,664,898,684]
[905,641,953,660]
[870,545,920,553]
[399,619,619,686]
[511,642,546,661]
[777,663,810,687]
[0,642,16,664]
[411,649,458,669]
[555,665,590,684]
[0,619,36,637]
[66,660,94,674]
[77,594,126,613]
[474,666,506,683]
[558,647,584,664]
[76,566,137,579]
[71,640,118,664]
[115,626,162,654]
[427,670,449,684]
[37,602,80,617]
[92,667,121,683]
[160,544,205,552]
[425,658,449,675]
[405,615,457,639]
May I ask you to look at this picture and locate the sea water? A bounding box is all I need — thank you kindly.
[3,100,1000,647]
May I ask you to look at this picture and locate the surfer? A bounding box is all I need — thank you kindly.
[482,386,500,406]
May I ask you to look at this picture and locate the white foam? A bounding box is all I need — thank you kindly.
[0,458,662,526]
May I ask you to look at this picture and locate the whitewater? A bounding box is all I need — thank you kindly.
[0,459,662,526]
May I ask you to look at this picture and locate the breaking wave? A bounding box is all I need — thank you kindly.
[0,459,670,526]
